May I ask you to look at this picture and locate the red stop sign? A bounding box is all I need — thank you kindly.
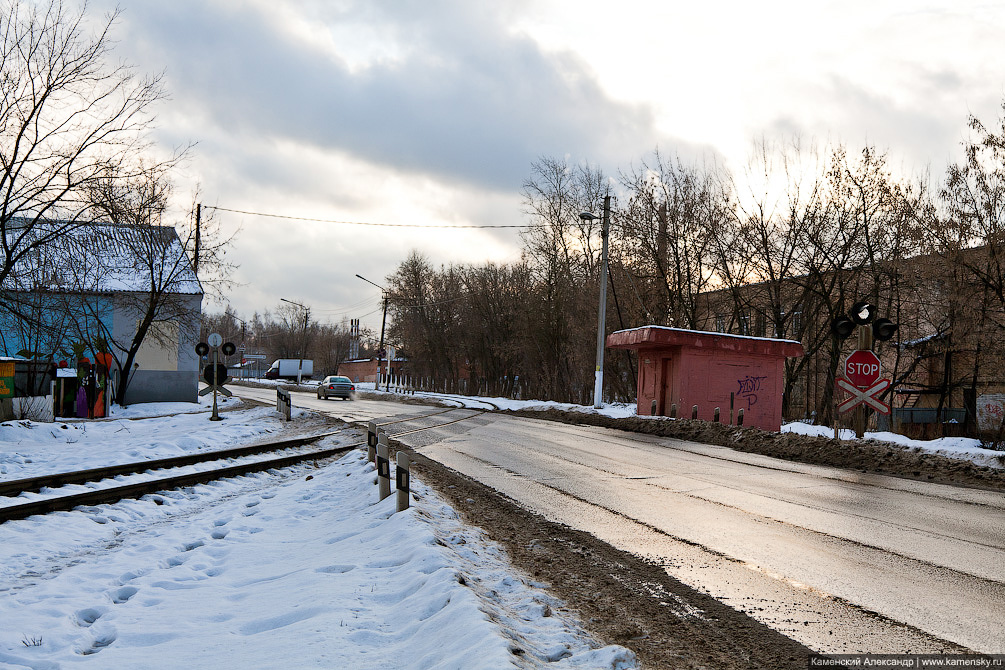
[844,350,881,388]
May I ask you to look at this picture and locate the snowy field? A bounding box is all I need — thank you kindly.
[0,397,637,669]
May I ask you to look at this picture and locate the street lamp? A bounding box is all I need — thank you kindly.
[580,194,611,409]
[356,274,391,392]
[280,298,309,385]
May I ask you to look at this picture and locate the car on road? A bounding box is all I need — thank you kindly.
[317,375,355,400]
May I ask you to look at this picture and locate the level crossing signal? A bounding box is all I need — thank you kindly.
[197,333,235,420]
[831,302,898,341]
[844,349,881,388]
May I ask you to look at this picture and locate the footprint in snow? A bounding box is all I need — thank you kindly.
[79,628,117,655]
[117,569,148,584]
[109,586,138,604]
[315,564,355,574]
[73,607,106,627]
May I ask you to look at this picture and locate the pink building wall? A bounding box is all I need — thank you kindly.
[607,327,804,432]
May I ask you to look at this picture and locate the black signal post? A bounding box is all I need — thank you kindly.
[197,333,235,421]
[831,302,899,437]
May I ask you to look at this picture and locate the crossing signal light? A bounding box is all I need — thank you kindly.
[872,318,898,341]
[850,301,876,325]
[831,316,855,339]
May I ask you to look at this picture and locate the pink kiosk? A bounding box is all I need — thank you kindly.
[606,326,804,432]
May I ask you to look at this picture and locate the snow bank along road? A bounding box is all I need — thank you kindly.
[239,386,1005,655]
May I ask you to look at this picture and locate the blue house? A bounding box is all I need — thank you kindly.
[1,220,203,406]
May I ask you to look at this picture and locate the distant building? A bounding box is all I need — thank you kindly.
[338,357,406,384]
[689,248,1005,438]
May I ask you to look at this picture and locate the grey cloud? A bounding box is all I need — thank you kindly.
[763,73,991,179]
[106,1,657,193]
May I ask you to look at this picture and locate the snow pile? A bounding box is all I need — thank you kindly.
[782,422,1005,469]
[351,382,639,420]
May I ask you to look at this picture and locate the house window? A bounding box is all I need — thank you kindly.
[715,313,726,332]
[739,312,751,336]
[792,310,803,336]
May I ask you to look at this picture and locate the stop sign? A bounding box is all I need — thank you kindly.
[844,350,881,388]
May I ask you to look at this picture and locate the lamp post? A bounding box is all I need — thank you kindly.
[280,298,309,385]
[356,274,390,392]
[580,194,611,409]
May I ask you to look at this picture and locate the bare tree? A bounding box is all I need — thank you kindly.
[0,0,163,286]
[519,157,607,402]
[67,159,227,402]
[617,149,734,329]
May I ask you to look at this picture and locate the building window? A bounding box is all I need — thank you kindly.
[739,312,751,336]
[715,313,726,332]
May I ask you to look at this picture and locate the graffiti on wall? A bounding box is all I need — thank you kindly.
[737,375,767,409]
[977,394,1005,433]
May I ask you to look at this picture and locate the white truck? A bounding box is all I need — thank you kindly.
[264,359,314,381]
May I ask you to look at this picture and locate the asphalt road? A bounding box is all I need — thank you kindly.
[234,386,1005,654]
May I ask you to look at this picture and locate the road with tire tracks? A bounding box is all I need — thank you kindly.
[234,385,1005,654]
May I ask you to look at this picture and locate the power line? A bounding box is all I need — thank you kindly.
[206,205,538,229]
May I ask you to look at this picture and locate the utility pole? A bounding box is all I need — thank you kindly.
[194,203,201,277]
[357,274,390,391]
[657,202,668,325]
[580,196,612,409]
[280,298,309,385]
[300,308,310,385]
[594,195,611,409]
[378,295,388,391]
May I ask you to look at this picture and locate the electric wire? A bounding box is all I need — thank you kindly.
[206,206,538,229]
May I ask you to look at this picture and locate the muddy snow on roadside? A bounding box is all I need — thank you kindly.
[0,400,636,669]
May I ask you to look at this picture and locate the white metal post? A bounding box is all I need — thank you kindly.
[376,433,391,501]
[395,451,410,512]
[593,195,611,409]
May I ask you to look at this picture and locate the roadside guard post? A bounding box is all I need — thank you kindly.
[276,387,292,421]
[367,421,378,463]
[395,452,410,512]
[376,433,391,501]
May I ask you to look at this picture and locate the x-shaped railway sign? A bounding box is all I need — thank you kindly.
[836,378,891,414]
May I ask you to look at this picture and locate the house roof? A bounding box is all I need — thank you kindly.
[3,219,202,295]
[607,325,805,358]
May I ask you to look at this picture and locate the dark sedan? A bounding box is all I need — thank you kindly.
[317,375,355,400]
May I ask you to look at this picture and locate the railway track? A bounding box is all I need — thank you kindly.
[0,406,489,524]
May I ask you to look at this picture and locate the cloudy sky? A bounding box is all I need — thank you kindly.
[90,0,1005,336]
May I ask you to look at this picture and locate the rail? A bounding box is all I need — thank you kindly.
[0,406,489,524]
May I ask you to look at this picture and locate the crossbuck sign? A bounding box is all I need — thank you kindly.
[836,377,891,415]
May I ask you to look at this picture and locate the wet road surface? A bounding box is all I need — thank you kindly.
[234,387,1004,653]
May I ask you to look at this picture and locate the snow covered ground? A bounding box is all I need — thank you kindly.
[6,381,996,668]
[780,420,1005,469]
[0,398,637,669]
